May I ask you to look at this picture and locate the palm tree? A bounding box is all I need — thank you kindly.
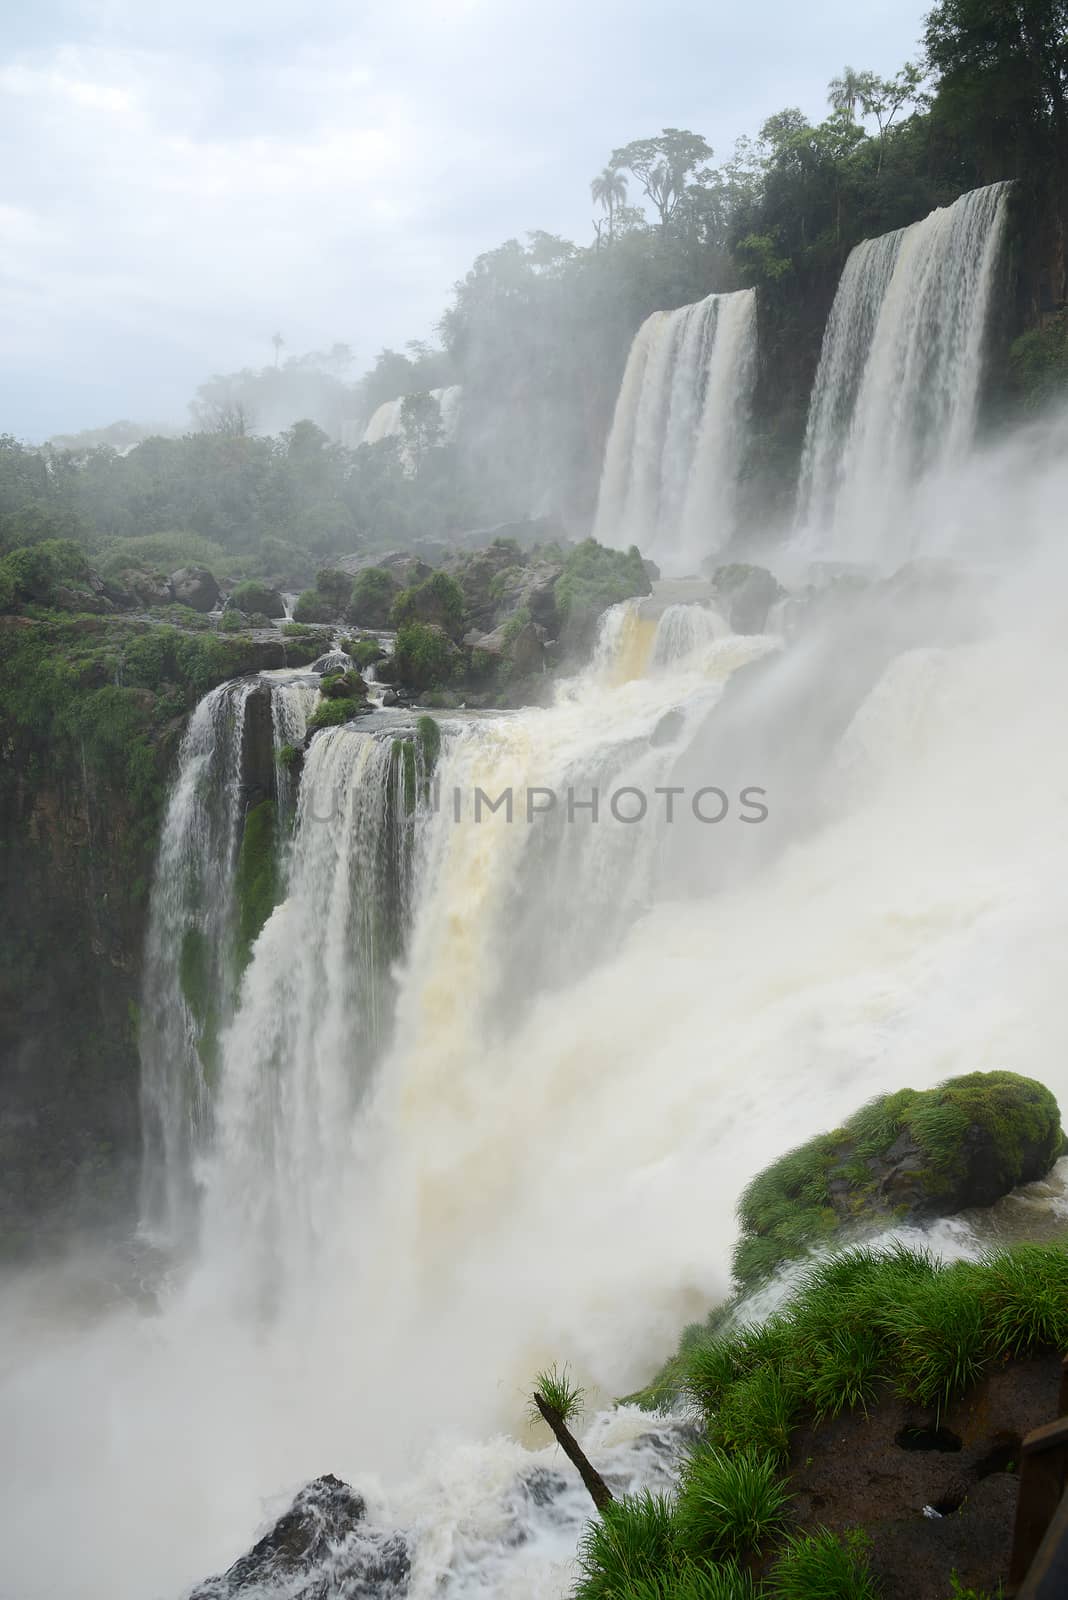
[271,331,285,369]
[590,165,628,242]
[828,66,868,120]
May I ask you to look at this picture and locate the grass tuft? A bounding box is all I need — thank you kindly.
[767,1527,879,1600]
[675,1446,790,1561]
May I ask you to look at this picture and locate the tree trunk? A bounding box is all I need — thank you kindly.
[533,1392,615,1513]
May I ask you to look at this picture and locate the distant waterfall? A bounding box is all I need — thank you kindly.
[360,384,462,447]
[797,182,1009,556]
[593,290,757,575]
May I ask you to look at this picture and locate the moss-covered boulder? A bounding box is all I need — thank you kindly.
[734,1071,1063,1288]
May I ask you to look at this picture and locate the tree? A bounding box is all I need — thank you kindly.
[400,392,444,463]
[608,128,714,231]
[271,331,285,368]
[828,66,868,119]
[590,165,628,241]
[528,1365,614,1514]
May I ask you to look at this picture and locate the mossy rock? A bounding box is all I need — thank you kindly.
[234,799,280,968]
[734,1071,1063,1289]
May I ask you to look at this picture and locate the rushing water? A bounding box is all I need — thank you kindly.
[797,182,1009,557]
[5,189,1068,1600]
[593,290,756,575]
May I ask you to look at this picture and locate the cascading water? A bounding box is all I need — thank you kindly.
[592,290,756,575]
[797,181,1009,557]
[139,678,256,1238]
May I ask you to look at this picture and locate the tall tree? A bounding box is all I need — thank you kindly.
[590,165,628,241]
[608,128,714,231]
[828,66,868,118]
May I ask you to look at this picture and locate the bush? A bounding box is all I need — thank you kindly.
[767,1528,878,1600]
[347,567,398,628]
[340,635,386,669]
[229,580,284,618]
[389,571,466,640]
[293,588,336,624]
[575,1491,678,1600]
[675,1448,790,1561]
[393,621,454,691]
[307,695,365,732]
[1009,311,1068,410]
[3,539,90,603]
[315,568,353,612]
[219,609,247,631]
[96,530,227,577]
[554,539,651,640]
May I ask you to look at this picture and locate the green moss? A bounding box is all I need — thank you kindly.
[178,927,211,1024]
[416,713,440,772]
[233,799,279,968]
[733,1071,1062,1288]
[389,571,466,640]
[307,695,364,732]
[277,743,300,770]
[347,567,397,627]
[1009,310,1068,410]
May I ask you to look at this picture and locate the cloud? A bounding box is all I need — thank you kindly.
[0,0,927,438]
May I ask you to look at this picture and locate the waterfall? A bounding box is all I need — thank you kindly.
[140,674,318,1240]
[197,725,431,1305]
[797,182,1009,557]
[593,290,757,576]
[139,679,256,1237]
[361,384,462,448]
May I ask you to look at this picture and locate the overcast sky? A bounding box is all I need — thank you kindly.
[1,0,928,440]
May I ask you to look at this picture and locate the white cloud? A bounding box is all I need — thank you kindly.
[0,0,928,438]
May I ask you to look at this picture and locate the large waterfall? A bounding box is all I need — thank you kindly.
[797,181,1009,557]
[8,180,1068,1600]
[592,290,757,575]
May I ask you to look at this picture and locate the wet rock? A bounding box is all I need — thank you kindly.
[240,684,277,808]
[53,585,114,615]
[710,563,784,633]
[114,566,173,607]
[188,1474,410,1600]
[170,566,220,613]
[642,558,662,582]
[381,689,401,706]
[310,652,355,676]
[734,1070,1063,1287]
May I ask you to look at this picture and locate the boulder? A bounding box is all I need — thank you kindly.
[115,566,173,608]
[188,1474,409,1600]
[734,1070,1063,1288]
[169,566,220,613]
[709,563,784,634]
[310,652,355,676]
[53,586,114,615]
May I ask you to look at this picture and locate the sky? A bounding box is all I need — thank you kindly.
[1,0,929,441]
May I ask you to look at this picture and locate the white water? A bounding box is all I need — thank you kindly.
[797,182,1009,559]
[593,290,756,575]
[139,678,256,1239]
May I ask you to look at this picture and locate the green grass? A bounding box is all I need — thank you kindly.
[575,1491,678,1600]
[767,1528,878,1600]
[627,1562,759,1599]
[530,1362,585,1426]
[675,1447,790,1561]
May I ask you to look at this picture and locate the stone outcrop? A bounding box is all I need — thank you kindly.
[169,566,221,612]
[188,1474,410,1600]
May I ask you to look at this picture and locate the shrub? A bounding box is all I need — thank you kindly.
[347,567,398,628]
[675,1448,790,1561]
[230,580,284,617]
[341,636,386,669]
[389,571,466,640]
[307,695,364,732]
[767,1528,878,1600]
[293,589,336,624]
[575,1491,678,1600]
[393,621,454,690]
[96,530,226,577]
[3,539,90,603]
[315,568,353,612]
[220,609,247,631]
[554,539,651,640]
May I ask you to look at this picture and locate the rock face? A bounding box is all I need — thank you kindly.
[188,1474,410,1600]
[788,1352,1062,1600]
[734,1070,1064,1287]
[169,566,221,613]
